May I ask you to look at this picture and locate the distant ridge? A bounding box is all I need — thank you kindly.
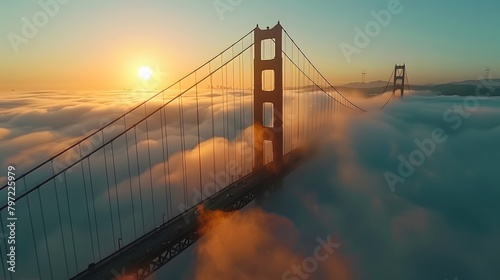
[335,78,500,97]
[341,79,500,88]
[342,80,388,88]
[449,78,500,86]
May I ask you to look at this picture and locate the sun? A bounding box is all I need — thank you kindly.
[138,66,153,81]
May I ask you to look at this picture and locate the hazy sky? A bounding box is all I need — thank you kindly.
[1,0,499,90]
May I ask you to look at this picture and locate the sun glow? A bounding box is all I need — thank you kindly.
[138,66,153,81]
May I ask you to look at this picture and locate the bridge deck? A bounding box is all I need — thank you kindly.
[71,148,308,280]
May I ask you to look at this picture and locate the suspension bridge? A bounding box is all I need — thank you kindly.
[0,23,409,280]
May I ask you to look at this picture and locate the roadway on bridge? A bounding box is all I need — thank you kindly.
[72,148,308,280]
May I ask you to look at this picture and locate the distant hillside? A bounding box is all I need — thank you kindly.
[286,79,500,97]
[342,81,388,88]
[430,84,500,96]
[337,79,500,97]
[450,79,500,86]
[334,86,388,97]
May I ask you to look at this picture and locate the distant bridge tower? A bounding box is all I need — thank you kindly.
[253,22,283,170]
[485,67,491,80]
[361,70,366,83]
[393,64,406,97]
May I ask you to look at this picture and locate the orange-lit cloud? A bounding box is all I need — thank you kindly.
[192,207,353,280]
[0,128,9,140]
[194,207,301,280]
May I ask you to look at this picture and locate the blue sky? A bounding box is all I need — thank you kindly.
[1,0,499,89]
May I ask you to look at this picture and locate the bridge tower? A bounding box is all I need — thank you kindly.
[393,64,406,97]
[253,23,283,170]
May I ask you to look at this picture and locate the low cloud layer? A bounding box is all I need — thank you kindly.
[2,89,500,279]
[157,93,500,279]
[0,88,324,279]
